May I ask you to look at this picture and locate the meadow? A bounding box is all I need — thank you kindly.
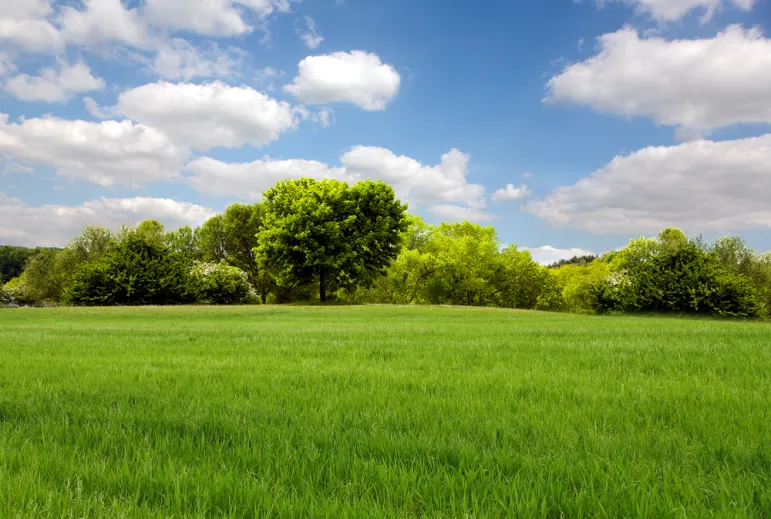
[0,306,769,518]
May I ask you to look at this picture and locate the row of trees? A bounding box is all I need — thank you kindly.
[2,178,770,319]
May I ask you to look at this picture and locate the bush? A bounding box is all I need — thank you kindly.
[600,241,762,318]
[69,232,195,306]
[189,262,258,305]
[1,284,16,308]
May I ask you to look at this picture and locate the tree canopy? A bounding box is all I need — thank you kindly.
[257,178,408,302]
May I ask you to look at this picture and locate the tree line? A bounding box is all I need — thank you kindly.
[2,178,769,319]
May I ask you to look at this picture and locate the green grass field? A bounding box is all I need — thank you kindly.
[0,306,769,518]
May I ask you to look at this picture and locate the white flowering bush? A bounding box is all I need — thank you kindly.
[189,261,259,305]
[1,284,17,308]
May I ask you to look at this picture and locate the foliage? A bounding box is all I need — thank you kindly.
[707,235,771,316]
[16,249,72,303]
[549,261,613,313]
[0,245,53,284]
[189,261,258,305]
[166,225,200,258]
[258,178,408,302]
[347,219,549,309]
[548,254,599,269]
[198,203,276,302]
[12,227,116,305]
[3,178,770,319]
[68,230,194,306]
[0,284,16,308]
[600,231,762,317]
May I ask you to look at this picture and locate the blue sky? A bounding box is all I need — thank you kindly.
[1,0,770,263]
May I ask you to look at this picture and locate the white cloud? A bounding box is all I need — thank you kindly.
[144,0,249,37]
[4,60,104,102]
[340,147,485,209]
[0,0,298,55]
[428,205,497,223]
[0,195,214,247]
[298,16,323,49]
[0,113,187,187]
[185,146,487,216]
[83,97,116,119]
[525,134,771,234]
[152,39,244,80]
[185,156,349,199]
[0,0,53,19]
[601,0,755,22]
[117,81,298,151]
[545,26,771,136]
[284,51,400,110]
[523,246,596,265]
[143,0,294,37]
[492,184,532,202]
[57,0,150,48]
[0,0,61,52]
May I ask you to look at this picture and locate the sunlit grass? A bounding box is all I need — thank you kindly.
[1,306,769,518]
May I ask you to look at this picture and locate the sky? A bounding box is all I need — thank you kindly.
[1,0,770,264]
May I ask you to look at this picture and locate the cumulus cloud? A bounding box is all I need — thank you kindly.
[144,0,249,37]
[4,60,104,102]
[0,113,187,187]
[0,194,215,247]
[0,0,295,60]
[599,0,755,22]
[522,246,596,265]
[0,0,62,52]
[340,147,485,209]
[284,51,400,110]
[117,81,298,151]
[545,26,771,137]
[143,0,293,36]
[185,146,489,219]
[525,134,771,234]
[298,16,323,49]
[57,0,150,48]
[492,184,531,202]
[185,156,348,199]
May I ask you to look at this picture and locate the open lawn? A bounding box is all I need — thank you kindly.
[0,306,769,518]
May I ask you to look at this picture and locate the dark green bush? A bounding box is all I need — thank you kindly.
[69,232,194,306]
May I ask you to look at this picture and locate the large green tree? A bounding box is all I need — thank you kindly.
[257,178,408,302]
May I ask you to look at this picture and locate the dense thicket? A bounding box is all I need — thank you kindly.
[0,246,54,284]
[2,178,769,319]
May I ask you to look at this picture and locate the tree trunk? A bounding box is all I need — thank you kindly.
[319,269,327,302]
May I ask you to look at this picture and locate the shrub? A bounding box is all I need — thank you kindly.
[1,284,16,308]
[600,241,762,318]
[189,262,258,305]
[69,232,195,306]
